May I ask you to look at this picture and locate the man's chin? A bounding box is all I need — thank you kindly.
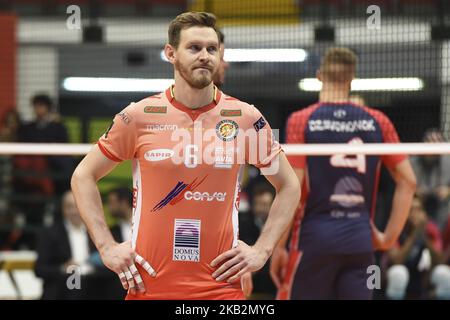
[191,77,212,89]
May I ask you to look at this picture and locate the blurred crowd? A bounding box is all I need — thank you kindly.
[1,94,73,250]
[1,94,450,300]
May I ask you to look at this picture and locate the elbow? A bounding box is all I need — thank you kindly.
[284,175,301,206]
[406,175,417,194]
[70,167,81,191]
[71,165,92,191]
[399,173,417,195]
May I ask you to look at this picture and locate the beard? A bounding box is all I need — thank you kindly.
[176,60,215,89]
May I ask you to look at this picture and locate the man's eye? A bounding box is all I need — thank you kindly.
[190,45,200,51]
[208,47,218,53]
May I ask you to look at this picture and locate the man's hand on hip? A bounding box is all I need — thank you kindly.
[100,240,156,295]
[210,240,269,283]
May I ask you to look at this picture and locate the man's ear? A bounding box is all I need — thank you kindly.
[164,44,176,64]
[316,70,322,82]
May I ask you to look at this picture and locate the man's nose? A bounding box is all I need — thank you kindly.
[199,48,209,60]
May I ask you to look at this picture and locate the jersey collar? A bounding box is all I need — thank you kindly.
[165,85,221,121]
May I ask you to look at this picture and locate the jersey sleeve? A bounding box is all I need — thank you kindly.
[97,104,137,162]
[285,111,307,169]
[374,111,407,168]
[245,106,282,168]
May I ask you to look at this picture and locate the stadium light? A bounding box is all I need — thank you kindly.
[299,77,424,92]
[62,77,174,92]
[160,48,307,63]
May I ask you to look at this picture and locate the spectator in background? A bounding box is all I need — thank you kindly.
[18,94,73,196]
[0,110,23,234]
[0,210,27,251]
[440,217,450,299]
[239,184,275,245]
[102,187,135,299]
[443,216,450,266]
[13,94,73,226]
[107,187,133,243]
[35,190,116,299]
[239,183,277,299]
[411,128,450,229]
[385,196,450,299]
[0,109,21,142]
[18,94,68,144]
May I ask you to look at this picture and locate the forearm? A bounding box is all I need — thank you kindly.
[275,222,292,249]
[71,170,115,253]
[254,183,300,259]
[384,182,415,246]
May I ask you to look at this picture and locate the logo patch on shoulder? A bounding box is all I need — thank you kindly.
[220,109,242,117]
[253,116,267,132]
[144,106,167,114]
[216,120,239,141]
[117,111,132,124]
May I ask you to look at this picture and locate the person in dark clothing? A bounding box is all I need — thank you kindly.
[239,183,277,299]
[34,191,122,299]
[14,94,73,226]
[385,197,445,299]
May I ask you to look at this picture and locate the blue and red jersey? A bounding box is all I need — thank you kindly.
[286,102,407,254]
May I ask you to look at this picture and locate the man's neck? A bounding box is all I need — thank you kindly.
[36,114,51,125]
[319,85,350,103]
[173,73,215,109]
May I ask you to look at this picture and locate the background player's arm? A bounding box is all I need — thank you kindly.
[373,159,417,251]
[211,152,300,282]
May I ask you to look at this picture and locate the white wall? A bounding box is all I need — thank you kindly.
[17,46,58,121]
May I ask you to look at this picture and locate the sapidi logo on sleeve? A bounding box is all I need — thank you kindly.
[173,219,201,262]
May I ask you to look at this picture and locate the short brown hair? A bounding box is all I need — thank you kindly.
[168,12,219,48]
[217,29,225,44]
[320,47,357,82]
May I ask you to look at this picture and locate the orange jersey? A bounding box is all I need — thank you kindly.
[98,86,282,299]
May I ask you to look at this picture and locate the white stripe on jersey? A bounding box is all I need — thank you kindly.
[131,159,143,249]
[231,165,244,248]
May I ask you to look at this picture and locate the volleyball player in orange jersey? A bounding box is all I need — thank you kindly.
[71,12,300,299]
